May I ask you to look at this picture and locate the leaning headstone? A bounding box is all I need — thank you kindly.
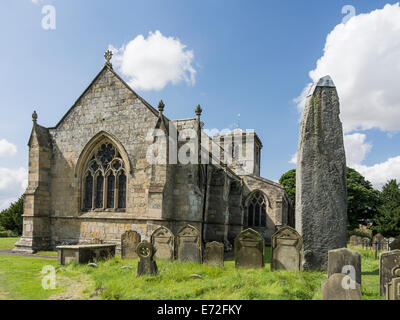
[386,265,400,300]
[176,225,202,263]
[136,240,158,277]
[379,250,400,296]
[296,75,347,271]
[151,226,174,260]
[204,242,224,267]
[121,230,141,259]
[234,228,264,269]
[321,273,362,300]
[271,226,303,271]
[389,238,400,251]
[328,248,362,286]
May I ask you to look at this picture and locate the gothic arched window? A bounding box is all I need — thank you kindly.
[82,142,127,211]
[247,191,267,227]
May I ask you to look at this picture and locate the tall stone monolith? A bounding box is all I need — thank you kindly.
[296,75,347,271]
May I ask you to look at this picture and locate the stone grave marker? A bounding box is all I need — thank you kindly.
[380,249,400,296]
[386,265,400,300]
[136,240,158,277]
[121,230,141,259]
[151,226,174,260]
[204,241,224,267]
[271,226,303,271]
[373,233,385,250]
[321,273,362,300]
[389,238,400,251]
[234,228,264,269]
[176,225,202,263]
[328,248,362,286]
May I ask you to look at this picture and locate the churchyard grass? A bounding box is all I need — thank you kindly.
[0,238,384,300]
[0,237,19,250]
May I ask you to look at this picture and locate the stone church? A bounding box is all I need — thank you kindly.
[14,51,294,253]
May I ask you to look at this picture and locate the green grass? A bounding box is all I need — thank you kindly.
[0,238,384,300]
[0,237,19,250]
[35,251,58,257]
[0,255,62,300]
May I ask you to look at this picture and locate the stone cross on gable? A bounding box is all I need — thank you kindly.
[104,50,113,67]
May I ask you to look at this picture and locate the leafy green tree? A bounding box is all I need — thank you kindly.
[279,169,296,201]
[0,197,23,235]
[373,179,400,237]
[346,168,381,230]
[279,167,381,230]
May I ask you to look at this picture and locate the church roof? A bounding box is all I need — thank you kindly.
[50,64,166,129]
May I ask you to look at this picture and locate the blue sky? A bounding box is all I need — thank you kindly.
[1,0,400,208]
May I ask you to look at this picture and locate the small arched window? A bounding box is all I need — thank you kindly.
[247,191,267,227]
[82,142,127,211]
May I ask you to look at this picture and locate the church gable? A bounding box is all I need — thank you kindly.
[52,64,159,131]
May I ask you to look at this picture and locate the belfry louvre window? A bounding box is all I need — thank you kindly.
[247,191,267,227]
[83,142,127,211]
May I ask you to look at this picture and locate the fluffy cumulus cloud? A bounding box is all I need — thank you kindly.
[110,31,196,91]
[292,4,400,189]
[343,133,372,167]
[0,167,28,211]
[354,156,400,190]
[297,3,400,133]
[0,139,17,157]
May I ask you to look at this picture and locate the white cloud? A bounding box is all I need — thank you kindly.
[354,156,400,190]
[0,139,17,157]
[0,167,28,211]
[297,3,400,133]
[289,152,297,164]
[343,133,372,167]
[110,30,196,91]
[0,197,18,211]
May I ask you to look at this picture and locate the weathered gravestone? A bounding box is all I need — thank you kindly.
[386,265,400,300]
[121,230,141,259]
[176,225,202,263]
[204,241,224,267]
[296,75,347,271]
[362,237,370,249]
[271,226,303,271]
[328,248,362,287]
[389,238,400,251]
[234,228,264,269]
[380,250,400,296]
[151,226,174,260]
[373,233,385,251]
[321,273,362,300]
[136,240,158,277]
[349,235,362,247]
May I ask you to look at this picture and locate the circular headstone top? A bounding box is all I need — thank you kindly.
[136,240,155,258]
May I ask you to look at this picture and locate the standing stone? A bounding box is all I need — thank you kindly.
[386,265,400,300]
[136,240,158,277]
[151,226,174,260]
[379,250,400,296]
[296,75,347,271]
[321,273,362,300]
[176,225,202,263]
[328,248,362,287]
[234,228,264,269]
[204,242,224,267]
[121,230,141,259]
[271,226,303,271]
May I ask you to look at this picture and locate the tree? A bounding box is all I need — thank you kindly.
[373,179,400,237]
[279,167,381,230]
[346,168,381,230]
[0,197,23,235]
[279,169,296,201]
